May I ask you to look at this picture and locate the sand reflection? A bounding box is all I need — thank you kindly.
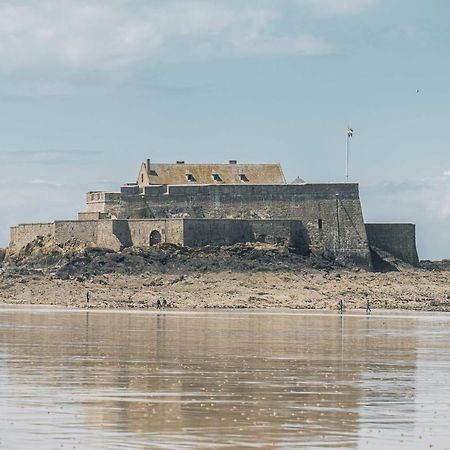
[0,310,419,449]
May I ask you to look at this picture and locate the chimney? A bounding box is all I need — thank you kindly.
[229,160,237,164]
[176,161,185,164]
[146,159,151,174]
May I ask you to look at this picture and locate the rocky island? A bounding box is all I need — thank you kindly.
[2,159,448,311]
[1,236,449,311]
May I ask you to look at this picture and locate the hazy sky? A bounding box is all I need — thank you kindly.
[0,0,449,259]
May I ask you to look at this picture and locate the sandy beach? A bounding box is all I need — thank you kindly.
[1,267,449,311]
[1,240,449,311]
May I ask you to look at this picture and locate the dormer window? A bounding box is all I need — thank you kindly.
[239,173,248,182]
[186,173,195,182]
[212,173,222,182]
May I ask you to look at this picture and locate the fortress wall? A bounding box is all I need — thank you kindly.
[78,212,102,221]
[365,223,419,266]
[54,221,98,245]
[183,219,253,247]
[113,183,371,268]
[126,219,184,247]
[10,223,55,248]
[144,185,168,196]
[95,219,185,250]
[98,218,307,250]
[78,212,110,221]
[164,220,185,245]
[96,221,125,251]
[249,220,309,252]
[86,192,121,214]
[182,219,306,248]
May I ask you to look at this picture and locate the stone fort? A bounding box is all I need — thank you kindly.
[10,159,419,270]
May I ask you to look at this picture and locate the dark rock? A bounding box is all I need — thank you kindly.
[420,259,450,272]
[1,238,395,283]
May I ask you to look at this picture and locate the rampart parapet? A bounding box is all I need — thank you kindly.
[9,159,419,270]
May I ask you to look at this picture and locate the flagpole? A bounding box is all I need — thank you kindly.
[346,130,349,182]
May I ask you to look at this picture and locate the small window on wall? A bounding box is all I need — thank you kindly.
[212,173,222,182]
[186,173,195,182]
[239,173,249,182]
[318,219,323,230]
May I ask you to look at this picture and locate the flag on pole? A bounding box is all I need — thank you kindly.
[347,128,354,137]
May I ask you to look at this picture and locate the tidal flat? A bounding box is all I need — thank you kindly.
[1,268,450,311]
[1,307,450,449]
[1,242,449,311]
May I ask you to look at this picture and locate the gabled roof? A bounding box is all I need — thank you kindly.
[138,161,287,186]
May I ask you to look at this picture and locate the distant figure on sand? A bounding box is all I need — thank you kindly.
[338,299,344,314]
[155,298,170,309]
[366,299,371,314]
[86,291,90,303]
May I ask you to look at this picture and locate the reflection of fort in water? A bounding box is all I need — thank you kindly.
[0,311,417,448]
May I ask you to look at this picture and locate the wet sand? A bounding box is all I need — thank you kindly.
[1,267,449,311]
[1,308,450,449]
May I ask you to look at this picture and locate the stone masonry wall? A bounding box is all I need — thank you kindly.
[78,212,110,220]
[95,221,121,251]
[10,223,55,249]
[54,221,98,244]
[183,219,253,247]
[95,219,185,250]
[183,219,309,253]
[86,192,121,215]
[365,223,419,266]
[249,220,309,253]
[102,183,372,268]
[10,218,311,253]
[127,219,184,247]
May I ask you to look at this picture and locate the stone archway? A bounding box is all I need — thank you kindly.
[149,230,162,246]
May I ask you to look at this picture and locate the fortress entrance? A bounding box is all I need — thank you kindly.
[149,230,162,246]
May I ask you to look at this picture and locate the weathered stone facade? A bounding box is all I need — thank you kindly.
[366,223,419,266]
[9,160,420,269]
[10,218,305,253]
[81,182,372,268]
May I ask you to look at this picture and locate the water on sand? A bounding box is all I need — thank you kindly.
[0,307,450,449]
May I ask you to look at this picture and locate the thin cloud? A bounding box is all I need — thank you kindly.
[361,174,450,259]
[0,150,101,164]
[0,182,85,246]
[0,0,330,73]
[363,176,450,219]
[301,0,377,16]
[425,176,450,220]
[27,179,62,187]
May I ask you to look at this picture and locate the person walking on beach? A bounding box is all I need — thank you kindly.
[338,299,344,314]
[86,291,90,304]
[366,299,371,314]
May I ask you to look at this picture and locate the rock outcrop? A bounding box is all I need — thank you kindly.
[2,235,361,282]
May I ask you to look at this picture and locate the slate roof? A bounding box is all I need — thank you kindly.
[138,161,287,186]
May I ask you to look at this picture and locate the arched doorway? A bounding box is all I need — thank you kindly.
[149,230,162,246]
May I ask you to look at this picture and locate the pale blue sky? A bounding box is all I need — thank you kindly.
[0,0,449,259]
